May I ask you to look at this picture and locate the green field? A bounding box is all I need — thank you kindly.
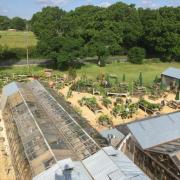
[0,31,37,48]
[1,62,180,85]
[77,62,180,85]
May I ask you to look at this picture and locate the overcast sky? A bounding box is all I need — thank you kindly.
[0,0,180,19]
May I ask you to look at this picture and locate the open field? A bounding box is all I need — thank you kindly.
[1,62,180,84]
[0,31,37,48]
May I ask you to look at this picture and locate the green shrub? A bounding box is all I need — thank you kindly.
[139,99,160,110]
[128,47,146,64]
[98,114,112,126]
[66,89,72,99]
[71,78,93,92]
[122,73,126,82]
[68,67,77,80]
[153,75,161,83]
[139,72,143,86]
[112,103,138,117]
[102,97,112,108]
[0,46,40,60]
[175,91,180,100]
[79,97,98,109]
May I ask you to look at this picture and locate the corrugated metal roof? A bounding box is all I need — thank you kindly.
[103,147,149,180]
[33,160,92,180]
[83,146,149,180]
[127,112,180,149]
[83,149,122,180]
[161,67,180,79]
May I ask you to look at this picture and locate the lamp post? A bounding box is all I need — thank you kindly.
[24,24,30,73]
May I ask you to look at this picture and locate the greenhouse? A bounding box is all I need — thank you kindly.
[1,80,100,179]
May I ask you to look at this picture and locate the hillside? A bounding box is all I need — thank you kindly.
[0,31,37,48]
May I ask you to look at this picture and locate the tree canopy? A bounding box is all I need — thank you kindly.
[30,3,180,68]
[0,16,26,30]
[10,17,26,30]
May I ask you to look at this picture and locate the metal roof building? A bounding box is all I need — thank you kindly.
[127,112,180,150]
[118,111,180,180]
[161,67,180,88]
[162,67,180,80]
[127,112,180,174]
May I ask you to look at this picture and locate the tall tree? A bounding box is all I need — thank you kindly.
[0,16,10,30]
[10,17,26,30]
[128,47,145,64]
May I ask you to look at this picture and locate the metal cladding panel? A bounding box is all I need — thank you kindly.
[127,112,180,149]
[161,67,180,79]
[104,147,149,179]
[33,161,92,180]
[83,146,149,180]
[83,149,123,180]
[103,146,118,156]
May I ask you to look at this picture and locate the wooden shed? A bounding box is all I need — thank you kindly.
[161,67,180,89]
[118,111,180,180]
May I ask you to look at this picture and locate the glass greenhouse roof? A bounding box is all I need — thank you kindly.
[1,80,100,176]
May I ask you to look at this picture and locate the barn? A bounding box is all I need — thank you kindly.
[161,67,180,88]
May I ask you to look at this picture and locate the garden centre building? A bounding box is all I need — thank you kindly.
[1,80,149,180]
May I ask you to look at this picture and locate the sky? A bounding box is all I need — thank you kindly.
[0,0,180,19]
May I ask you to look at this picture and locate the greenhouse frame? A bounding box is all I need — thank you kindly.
[1,80,100,179]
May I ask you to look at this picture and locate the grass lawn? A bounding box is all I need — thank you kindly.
[0,62,180,85]
[76,62,180,85]
[0,66,44,76]
[0,31,37,48]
